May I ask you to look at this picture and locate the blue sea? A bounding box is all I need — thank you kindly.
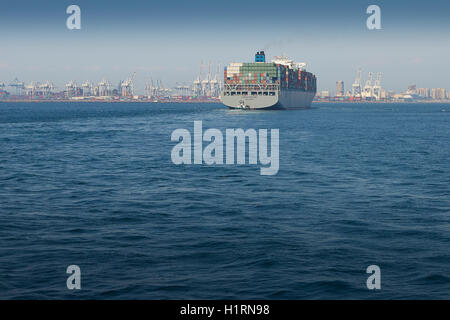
[0,102,449,299]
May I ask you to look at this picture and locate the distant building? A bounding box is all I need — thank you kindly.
[320,90,330,97]
[387,90,396,99]
[336,80,344,96]
[407,84,417,94]
[417,88,430,98]
[431,88,446,100]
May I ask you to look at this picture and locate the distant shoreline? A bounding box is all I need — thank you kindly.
[312,100,450,104]
[1,99,449,104]
[0,99,221,104]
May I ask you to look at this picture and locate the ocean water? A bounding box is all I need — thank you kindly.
[0,102,449,299]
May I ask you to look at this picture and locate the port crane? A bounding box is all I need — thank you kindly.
[98,78,111,96]
[121,72,136,97]
[65,80,78,98]
[82,81,92,97]
[372,72,382,100]
[39,81,54,98]
[352,67,362,98]
[144,78,152,98]
[9,78,25,95]
[363,72,373,99]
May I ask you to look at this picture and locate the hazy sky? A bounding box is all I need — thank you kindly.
[1,0,449,94]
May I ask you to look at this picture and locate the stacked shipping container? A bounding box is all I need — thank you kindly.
[225,62,316,92]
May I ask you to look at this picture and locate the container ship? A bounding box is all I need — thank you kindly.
[221,51,316,109]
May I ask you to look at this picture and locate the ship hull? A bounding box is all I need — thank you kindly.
[277,90,315,109]
[221,90,315,110]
